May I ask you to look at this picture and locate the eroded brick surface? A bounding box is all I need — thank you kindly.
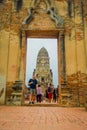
[0,106,87,130]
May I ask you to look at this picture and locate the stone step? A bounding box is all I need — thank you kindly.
[23,103,60,107]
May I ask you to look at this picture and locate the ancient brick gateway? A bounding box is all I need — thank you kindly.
[0,0,87,107]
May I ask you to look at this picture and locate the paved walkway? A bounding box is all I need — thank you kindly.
[0,106,87,130]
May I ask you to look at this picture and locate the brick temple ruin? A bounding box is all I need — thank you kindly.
[0,0,87,107]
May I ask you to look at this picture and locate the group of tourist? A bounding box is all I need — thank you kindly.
[27,75,59,104]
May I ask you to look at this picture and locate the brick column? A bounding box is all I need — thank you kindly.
[59,30,66,84]
[19,30,26,81]
[19,30,27,105]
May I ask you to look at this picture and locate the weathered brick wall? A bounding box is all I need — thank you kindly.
[0,1,12,104]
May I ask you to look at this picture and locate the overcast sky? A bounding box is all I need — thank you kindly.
[25,38,58,88]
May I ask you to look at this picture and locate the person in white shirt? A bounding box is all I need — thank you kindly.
[36,84,42,103]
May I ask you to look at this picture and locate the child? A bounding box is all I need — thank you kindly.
[36,84,42,103]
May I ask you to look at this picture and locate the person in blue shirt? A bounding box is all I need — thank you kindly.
[28,75,38,104]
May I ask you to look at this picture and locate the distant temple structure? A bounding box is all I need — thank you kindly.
[33,47,53,92]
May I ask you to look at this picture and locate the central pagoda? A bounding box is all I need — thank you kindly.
[33,47,53,92]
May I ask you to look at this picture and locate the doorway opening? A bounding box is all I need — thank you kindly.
[24,38,59,104]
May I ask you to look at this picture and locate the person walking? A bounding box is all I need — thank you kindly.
[53,88,57,103]
[28,75,38,104]
[36,84,42,103]
[47,83,52,103]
